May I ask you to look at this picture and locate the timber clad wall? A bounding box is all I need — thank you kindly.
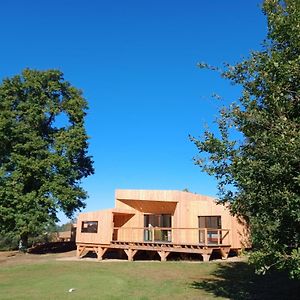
[77,210,113,244]
[76,189,250,249]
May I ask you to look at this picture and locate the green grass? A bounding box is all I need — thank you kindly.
[0,260,218,300]
[0,259,299,300]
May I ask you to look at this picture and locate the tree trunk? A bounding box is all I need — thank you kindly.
[19,233,28,252]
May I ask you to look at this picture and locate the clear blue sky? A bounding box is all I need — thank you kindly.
[0,0,267,222]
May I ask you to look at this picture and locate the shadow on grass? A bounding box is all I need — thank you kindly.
[191,262,300,300]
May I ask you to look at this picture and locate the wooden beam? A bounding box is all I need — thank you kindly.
[222,230,229,240]
[75,242,236,263]
[202,253,211,262]
[78,245,86,257]
[76,246,81,258]
[220,248,230,260]
[124,249,138,261]
[157,251,170,262]
[204,228,208,245]
[97,247,108,260]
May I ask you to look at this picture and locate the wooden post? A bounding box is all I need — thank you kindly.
[202,253,211,262]
[76,245,81,258]
[97,247,108,260]
[158,251,170,262]
[77,245,86,258]
[220,248,229,260]
[124,249,137,261]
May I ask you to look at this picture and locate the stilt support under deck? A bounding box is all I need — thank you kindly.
[158,250,170,261]
[96,247,108,260]
[77,245,88,258]
[220,248,230,260]
[76,242,232,263]
[202,254,211,262]
[124,249,138,261]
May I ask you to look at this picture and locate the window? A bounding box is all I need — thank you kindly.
[144,214,172,242]
[198,216,221,229]
[81,221,98,233]
[144,214,171,227]
[198,216,222,244]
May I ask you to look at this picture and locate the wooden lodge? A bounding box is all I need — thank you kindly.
[76,189,250,262]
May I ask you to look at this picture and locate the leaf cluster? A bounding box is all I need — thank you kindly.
[191,0,300,278]
[0,69,94,244]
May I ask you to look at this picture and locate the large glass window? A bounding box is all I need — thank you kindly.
[198,216,222,245]
[198,216,221,229]
[144,214,172,242]
[144,214,171,227]
[81,221,98,233]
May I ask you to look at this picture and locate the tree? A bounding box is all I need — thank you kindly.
[0,69,94,248]
[190,0,300,278]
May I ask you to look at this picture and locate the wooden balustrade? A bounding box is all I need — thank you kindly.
[112,227,230,246]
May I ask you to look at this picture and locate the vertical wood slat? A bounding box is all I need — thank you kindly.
[111,227,229,246]
[77,190,250,249]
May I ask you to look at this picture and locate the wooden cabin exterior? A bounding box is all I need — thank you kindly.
[76,189,250,261]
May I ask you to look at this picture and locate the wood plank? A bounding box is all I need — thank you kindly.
[202,254,211,262]
[157,251,170,261]
[124,249,138,261]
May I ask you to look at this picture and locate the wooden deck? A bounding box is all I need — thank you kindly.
[76,240,232,262]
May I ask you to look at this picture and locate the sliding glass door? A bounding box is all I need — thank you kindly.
[144,214,172,242]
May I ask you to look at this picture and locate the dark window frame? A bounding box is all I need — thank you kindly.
[81,221,98,233]
[198,216,222,229]
[144,214,172,228]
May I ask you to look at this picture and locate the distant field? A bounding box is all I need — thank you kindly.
[0,251,299,300]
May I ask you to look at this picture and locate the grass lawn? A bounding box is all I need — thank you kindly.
[0,253,299,300]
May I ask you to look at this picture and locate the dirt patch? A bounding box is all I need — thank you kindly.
[0,250,18,258]
[0,242,77,266]
[0,249,77,267]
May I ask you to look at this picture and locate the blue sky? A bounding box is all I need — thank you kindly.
[0,0,267,222]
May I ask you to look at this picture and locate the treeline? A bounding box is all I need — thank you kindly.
[0,221,75,251]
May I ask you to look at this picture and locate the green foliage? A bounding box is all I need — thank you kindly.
[191,0,300,278]
[56,221,74,232]
[0,232,19,251]
[0,69,94,247]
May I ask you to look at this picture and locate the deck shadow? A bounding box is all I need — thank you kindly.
[191,262,300,300]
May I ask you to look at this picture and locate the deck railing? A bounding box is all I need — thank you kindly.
[112,227,230,246]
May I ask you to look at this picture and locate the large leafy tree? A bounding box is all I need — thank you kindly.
[0,69,94,247]
[191,0,300,278]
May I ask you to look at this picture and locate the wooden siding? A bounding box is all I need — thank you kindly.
[76,210,113,244]
[117,199,177,214]
[114,190,249,248]
[76,189,250,250]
